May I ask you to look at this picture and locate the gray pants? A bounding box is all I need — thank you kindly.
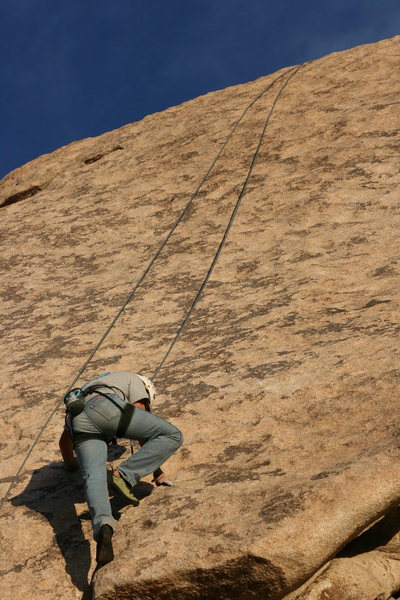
[72,394,183,538]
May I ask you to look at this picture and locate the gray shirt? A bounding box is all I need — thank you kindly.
[81,371,149,405]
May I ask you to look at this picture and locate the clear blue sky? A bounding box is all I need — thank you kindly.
[1,0,399,179]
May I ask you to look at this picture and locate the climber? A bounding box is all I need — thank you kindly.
[59,370,183,567]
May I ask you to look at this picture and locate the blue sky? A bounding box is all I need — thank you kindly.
[1,0,399,179]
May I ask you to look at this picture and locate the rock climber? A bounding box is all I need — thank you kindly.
[59,370,183,567]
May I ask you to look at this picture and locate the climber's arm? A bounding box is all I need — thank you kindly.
[59,429,79,471]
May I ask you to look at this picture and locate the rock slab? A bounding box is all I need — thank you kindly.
[0,36,399,600]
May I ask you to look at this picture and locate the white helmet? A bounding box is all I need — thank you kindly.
[137,374,156,405]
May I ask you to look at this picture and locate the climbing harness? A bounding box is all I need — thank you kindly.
[64,383,137,445]
[63,387,86,417]
[63,374,155,447]
[1,62,305,508]
[64,383,127,417]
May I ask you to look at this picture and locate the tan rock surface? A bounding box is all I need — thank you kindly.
[0,36,399,600]
[289,507,400,599]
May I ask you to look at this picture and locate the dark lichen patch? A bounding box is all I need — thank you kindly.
[363,129,398,137]
[391,428,400,443]
[164,497,200,520]
[0,284,26,302]
[205,470,260,486]
[219,443,263,462]
[372,265,396,277]
[311,155,336,170]
[289,229,311,238]
[296,321,351,337]
[236,259,261,274]
[347,167,369,178]
[208,544,226,555]
[83,145,123,164]
[83,152,106,165]
[15,335,76,369]
[345,236,368,246]
[1,185,42,208]
[281,156,299,164]
[180,447,191,460]
[311,471,331,480]
[254,459,272,470]
[260,492,305,523]
[279,312,299,327]
[370,102,400,110]
[142,519,158,529]
[172,381,219,404]
[259,150,282,162]
[181,151,199,160]
[264,468,286,477]
[245,360,302,379]
[322,106,342,112]
[360,298,392,309]
[241,275,282,289]
[311,462,352,480]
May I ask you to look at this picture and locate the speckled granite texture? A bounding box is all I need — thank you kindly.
[0,36,399,600]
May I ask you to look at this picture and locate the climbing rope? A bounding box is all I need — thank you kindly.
[151,64,303,381]
[0,63,303,508]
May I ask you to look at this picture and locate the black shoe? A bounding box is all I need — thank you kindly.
[96,524,114,566]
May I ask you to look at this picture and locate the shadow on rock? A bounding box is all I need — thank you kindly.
[11,462,91,593]
[10,443,154,598]
[338,505,400,558]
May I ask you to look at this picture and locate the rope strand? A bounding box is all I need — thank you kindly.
[0,64,302,508]
[152,65,303,381]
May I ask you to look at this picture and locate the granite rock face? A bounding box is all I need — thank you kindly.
[0,36,400,600]
[292,507,400,600]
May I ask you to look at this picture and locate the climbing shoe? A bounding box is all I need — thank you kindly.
[107,469,140,505]
[96,524,114,567]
